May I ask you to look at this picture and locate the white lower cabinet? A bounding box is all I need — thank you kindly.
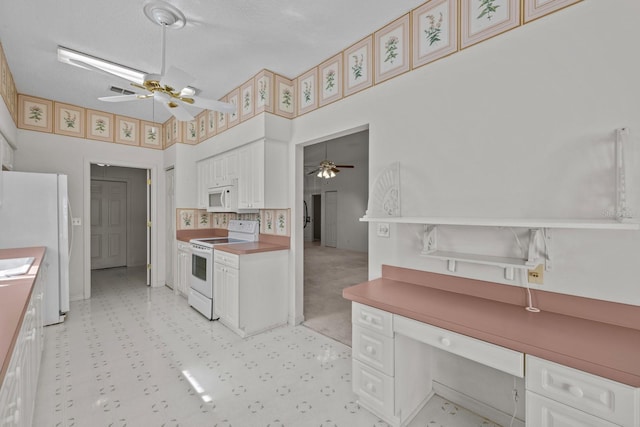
[175,242,192,297]
[0,263,45,427]
[526,355,640,427]
[213,249,288,337]
[351,303,433,427]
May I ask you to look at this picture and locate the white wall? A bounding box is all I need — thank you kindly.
[90,164,148,267]
[303,131,369,252]
[12,131,165,300]
[291,0,640,306]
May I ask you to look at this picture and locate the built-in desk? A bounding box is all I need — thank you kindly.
[343,265,640,426]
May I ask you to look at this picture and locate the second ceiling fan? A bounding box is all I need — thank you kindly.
[306,142,354,179]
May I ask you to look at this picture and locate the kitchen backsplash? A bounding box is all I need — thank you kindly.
[176,209,289,236]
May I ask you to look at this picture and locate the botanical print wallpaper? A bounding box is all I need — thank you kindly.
[8,0,582,149]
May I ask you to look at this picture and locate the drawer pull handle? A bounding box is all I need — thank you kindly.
[366,382,376,392]
[568,385,584,398]
[365,345,375,355]
[440,337,451,347]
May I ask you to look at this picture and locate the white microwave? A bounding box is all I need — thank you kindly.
[207,180,237,212]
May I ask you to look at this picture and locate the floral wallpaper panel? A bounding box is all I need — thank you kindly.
[297,68,318,116]
[18,94,53,133]
[54,102,85,138]
[240,80,255,122]
[140,120,163,149]
[274,74,295,119]
[318,54,343,107]
[254,69,274,114]
[115,115,140,146]
[86,109,114,143]
[227,88,240,128]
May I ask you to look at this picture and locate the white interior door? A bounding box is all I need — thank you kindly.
[325,190,338,247]
[91,180,127,269]
[165,168,175,289]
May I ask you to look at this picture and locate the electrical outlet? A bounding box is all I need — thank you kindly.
[528,264,544,285]
[377,223,390,238]
[72,218,82,226]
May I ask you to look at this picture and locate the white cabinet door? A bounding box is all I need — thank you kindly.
[176,243,191,296]
[213,262,225,318]
[214,262,239,328]
[224,266,239,328]
[238,140,265,209]
[212,156,226,188]
[237,145,253,209]
[196,161,208,209]
[226,151,238,179]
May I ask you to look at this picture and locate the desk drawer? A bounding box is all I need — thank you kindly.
[353,325,394,376]
[352,302,393,337]
[527,392,619,427]
[526,355,636,426]
[353,359,395,419]
[394,314,524,377]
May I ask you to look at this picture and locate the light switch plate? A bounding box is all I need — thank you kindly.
[377,223,390,238]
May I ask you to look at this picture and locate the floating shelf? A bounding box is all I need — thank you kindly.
[360,216,639,231]
[421,250,537,269]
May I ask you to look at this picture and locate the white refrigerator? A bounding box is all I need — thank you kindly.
[0,171,70,325]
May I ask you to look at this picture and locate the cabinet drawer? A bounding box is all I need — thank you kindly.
[526,355,636,426]
[353,325,394,376]
[353,359,395,419]
[526,391,619,427]
[214,251,239,269]
[352,302,393,338]
[394,314,524,377]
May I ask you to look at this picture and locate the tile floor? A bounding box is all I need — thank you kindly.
[33,266,501,427]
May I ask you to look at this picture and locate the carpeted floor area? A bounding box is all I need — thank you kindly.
[303,242,368,347]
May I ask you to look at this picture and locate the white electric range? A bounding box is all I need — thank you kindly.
[188,220,259,319]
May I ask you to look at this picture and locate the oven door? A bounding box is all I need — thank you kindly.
[190,245,213,298]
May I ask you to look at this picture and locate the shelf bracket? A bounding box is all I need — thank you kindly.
[615,128,633,221]
[421,225,437,254]
[526,228,552,272]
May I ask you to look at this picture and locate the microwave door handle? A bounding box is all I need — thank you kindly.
[220,189,226,208]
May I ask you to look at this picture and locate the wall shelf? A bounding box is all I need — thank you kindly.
[360,216,639,231]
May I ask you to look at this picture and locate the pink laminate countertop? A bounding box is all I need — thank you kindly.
[344,277,640,387]
[0,247,46,387]
[214,242,289,255]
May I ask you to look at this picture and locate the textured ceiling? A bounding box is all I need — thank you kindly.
[0,0,425,123]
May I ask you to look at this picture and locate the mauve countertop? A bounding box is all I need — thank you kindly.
[0,246,46,387]
[344,275,640,387]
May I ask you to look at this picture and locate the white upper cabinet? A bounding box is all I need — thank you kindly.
[237,139,287,210]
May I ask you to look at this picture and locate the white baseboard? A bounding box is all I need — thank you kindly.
[432,381,525,427]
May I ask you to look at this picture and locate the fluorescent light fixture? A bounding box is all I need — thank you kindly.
[57,46,147,85]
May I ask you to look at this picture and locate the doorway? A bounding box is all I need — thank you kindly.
[302,130,369,346]
[88,164,150,291]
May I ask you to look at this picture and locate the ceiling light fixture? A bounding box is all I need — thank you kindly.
[57,46,147,85]
[316,160,338,179]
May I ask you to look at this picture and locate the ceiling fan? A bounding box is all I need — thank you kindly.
[306,143,354,179]
[59,1,235,122]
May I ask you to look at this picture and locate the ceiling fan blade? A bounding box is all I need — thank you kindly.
[188,96,236,113]
[98,94,144,102]
[153,91,194,121]
[307,168,321,176]
[334,165,355,168]
[331,168,341,174]
[162,65,194,92]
